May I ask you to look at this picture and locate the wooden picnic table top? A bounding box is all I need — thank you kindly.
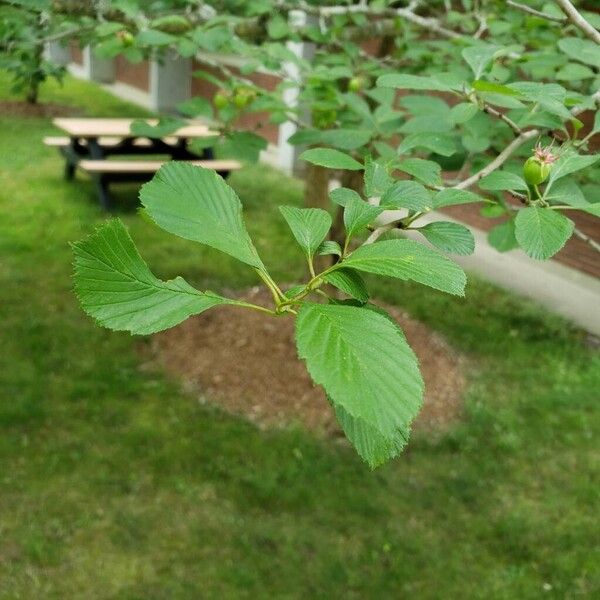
[52,118,216,138]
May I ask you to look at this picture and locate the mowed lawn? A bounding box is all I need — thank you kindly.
[0,72,598,599]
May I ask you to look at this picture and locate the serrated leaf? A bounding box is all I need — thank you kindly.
[545,152,600,194]
[472,80,522,96]
[462,44,502,79]
[449,102,479,124]
[295,303,423,445]
[130,117,185,138]
[558,38,600,69]
[488,220,519,252]
[140,162,264,269]
[333,402,408,468]
[377,73,460,92]
[177,97,213,119]
[381,181,432,212]
[343,239,466,296]
[397,158,442,187]
[323,269,369,303]
[398,132,456,157]
[364,157,393,198]
[544,178,600,217]
[300,148,362,170]
[72,219,232,335]
[478,170,528,191]
[418,221,475,255]
[433,189,484,209]
[515,207,574,260]
[329,187,363,207]
[216,131,267,163]
[279,206,332,260]
[343,196,384,242]
[317,240,342,256]
[317,129,372,151]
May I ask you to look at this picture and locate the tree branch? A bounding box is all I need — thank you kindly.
[554,0,600,44]
[572,226,600,253]
[506,1,566,23]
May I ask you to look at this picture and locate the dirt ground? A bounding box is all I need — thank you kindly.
[147,288,466,437]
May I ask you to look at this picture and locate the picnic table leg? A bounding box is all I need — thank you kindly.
[88,138,113,210]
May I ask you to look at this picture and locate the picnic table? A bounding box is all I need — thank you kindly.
[45,118,241,209]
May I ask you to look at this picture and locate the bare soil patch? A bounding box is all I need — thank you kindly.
[147,288,466,436]
[0,101,80,118]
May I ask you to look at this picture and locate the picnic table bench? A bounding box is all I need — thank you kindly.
[45,118,241,209]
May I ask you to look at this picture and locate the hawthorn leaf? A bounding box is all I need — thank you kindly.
[478,170,528,191]
[299,148,363,170]
[397,158,442,187]
[279,206,332,259]
[545,179,600,217]
[295,303,423,441]
[333,402,408,468]
[130,117,185,138]
[433,189,484,209]
[377,73,460,92]
[344,196,384,241]
[343,239,466,296]
[323,269,369,303]
[418,221,475,255]
[318,240,342,256]
[545,152,600,194]
[449,102,479,124]
[381,181,432,212]
[72,219,233,335]
[364,157,393,198]
[329,187,363,207]
[140,162,264,269]
[398,132,456,157]
[514,207,574,260]
[462,44,502,78]
[488,220,519,252]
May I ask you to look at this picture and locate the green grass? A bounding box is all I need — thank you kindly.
[0,72,599,599]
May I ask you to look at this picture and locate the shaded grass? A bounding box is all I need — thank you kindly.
[0,72,599,599]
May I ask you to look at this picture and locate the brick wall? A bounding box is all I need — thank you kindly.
[114,57,150,92]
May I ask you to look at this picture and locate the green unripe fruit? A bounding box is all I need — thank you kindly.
[117,31,134,47]
[213,91,229,110]
[312,108,337,129]
[232,87,256,108]
[348,76,363,93]
[523,156,551,186]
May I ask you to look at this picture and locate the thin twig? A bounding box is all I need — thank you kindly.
[506,1,565,23]
[572,227,600,253]
[554,0,600,44]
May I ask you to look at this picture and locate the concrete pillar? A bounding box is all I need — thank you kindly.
[150,51,191,113]
[277,10,315,175]
[83,46,115,83]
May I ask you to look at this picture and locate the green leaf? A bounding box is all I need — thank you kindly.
[381,181,432,212]
[462,44,502,79]
[488,220,519,252]
[397,158,442,187]
[558,38,600,69]
[216,131,267,163]
[72,219,232,335]
[472,80,522,96]
[363,157,393,198]
[317,129,372,151]
[177,97,213,119]
[343,239,466,296]
[343,196,384,241]
[295,303,423,446]
[433,189,484,209]
[317,240,342,256]
[323,269,369,303]
[545,152,600,194]
[478,170,528,191]
[418,221,475,255]
[398,132,456,157]
[377,73,460,92]
[140,162,264,269]
[556,63,595,81]
[329,187,362,207]
[514,207,574,260]
[449,102,479,124]
[130,117,185,138]
[333,402,408,468]
[299,148,363,171]
[136,29,177,46]
[279,206,332,260]
[544,179,600,217]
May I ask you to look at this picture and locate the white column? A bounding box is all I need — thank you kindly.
[83,47,115,83]
[277,10,315,175]
[45,41,71,66]
[150,51,191,113]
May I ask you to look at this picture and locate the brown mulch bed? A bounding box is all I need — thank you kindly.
[146,288,466,436]
[0,101,80,118]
